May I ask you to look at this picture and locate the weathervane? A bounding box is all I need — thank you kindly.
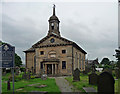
[53,4,55,8]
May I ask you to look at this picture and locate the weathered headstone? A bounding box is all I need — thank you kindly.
[97,72,115,94]
[73,68,80,82]
[15,66,19,75]
[89,73,98,85]
[41,74,47,80]
[7,79,11,90]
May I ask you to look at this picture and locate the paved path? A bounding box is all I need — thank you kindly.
[55,77,80,92]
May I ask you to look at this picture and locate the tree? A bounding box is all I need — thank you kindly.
[15,53,22,67]
[100,58,110,65]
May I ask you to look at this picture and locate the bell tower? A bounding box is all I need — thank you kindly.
[48,5,60,36]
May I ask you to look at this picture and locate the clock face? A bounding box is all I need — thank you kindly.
[50,38,55,43]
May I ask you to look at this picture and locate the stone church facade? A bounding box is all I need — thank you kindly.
[24,5,87,76]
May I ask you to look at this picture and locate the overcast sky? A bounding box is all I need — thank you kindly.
[1,0,118,64]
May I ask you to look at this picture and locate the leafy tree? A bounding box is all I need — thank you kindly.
[15,53,22,67]
[100,58,110,65]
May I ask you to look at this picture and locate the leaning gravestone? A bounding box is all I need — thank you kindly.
[97,72,115,94]
[89,73,98,85]
[73,68,80,82]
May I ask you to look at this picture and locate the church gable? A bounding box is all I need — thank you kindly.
[32,34,72,48]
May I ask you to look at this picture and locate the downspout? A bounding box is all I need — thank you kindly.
[72,44,74,75]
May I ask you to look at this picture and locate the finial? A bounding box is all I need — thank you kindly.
[53,4,56,16]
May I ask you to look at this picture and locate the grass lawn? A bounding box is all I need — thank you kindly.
[65,74,119,92]
[2,73,60,94]
[65,74,97,92]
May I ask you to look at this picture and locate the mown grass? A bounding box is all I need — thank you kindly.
[65,74,97,92]
[65,74,119,92]
[2,73,60,94]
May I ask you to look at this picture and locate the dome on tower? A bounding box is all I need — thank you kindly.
[48,4,59,22]
[49,15,59,21]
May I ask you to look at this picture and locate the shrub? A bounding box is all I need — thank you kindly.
[20,67,25,72]
[31,75,35,79]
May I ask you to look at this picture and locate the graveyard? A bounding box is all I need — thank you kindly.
[2,73,60,93]
[65,72,119,93]
[1,70,119,93]
[0,43,119,93]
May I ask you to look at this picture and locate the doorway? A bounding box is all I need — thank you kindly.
[47,64,52,74]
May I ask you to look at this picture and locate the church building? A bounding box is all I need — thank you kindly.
[24,5,87,76]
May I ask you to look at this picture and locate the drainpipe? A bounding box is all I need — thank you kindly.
[72,44,74,75]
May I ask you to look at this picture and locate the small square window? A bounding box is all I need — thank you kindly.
[62,50,66,54]
[40,51,44,55]
[62,61,66,69]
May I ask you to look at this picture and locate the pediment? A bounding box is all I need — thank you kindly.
[32,34,72,48]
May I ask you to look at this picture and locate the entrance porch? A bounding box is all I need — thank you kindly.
[43,63,58,75]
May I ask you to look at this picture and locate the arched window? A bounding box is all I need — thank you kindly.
[75,53,78,69]
[79,54,81,69]
[82,56,84,70]
[48,50,56,58]
[34,56,36,72]
[51,23,54,30]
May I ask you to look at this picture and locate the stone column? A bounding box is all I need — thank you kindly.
[45,64,47,74]
[43,64,45,73]
[52,64,54,75]
[55,64,57,74]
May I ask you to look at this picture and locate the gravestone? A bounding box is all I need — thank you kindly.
[41,74,47,80]
[15,66,19,75]
[89,73,98,85]
[7,79,11,90]
[97,72,115,94]
[73,68,80,82]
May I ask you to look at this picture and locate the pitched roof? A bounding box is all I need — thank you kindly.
[23,47,35,52]
[24,34,87,54]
